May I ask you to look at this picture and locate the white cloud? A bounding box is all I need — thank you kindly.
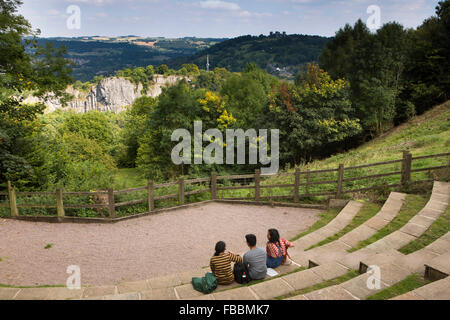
[47,9,61,15]
[95,12,108,18]
[197,0,271,18]
[66,0,114,5]
[199,1,241,11]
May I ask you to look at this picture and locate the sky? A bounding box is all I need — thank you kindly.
[18,0,438,38]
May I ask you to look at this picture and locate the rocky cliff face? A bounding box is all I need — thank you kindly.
[24,75,186,113]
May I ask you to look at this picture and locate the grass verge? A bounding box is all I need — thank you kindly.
[0,283,65,289]
[348,194,428,252]
[366,273,431,300]
[214,266,306,293]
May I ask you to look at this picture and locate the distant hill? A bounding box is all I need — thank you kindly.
[166,33,331,78]
[36,37,227,82]
[35,34,330,82]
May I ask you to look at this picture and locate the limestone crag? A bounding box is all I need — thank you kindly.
[23,75,186,113]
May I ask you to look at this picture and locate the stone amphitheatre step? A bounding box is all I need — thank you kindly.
[359,232,449,275]
[341,262,411,299]
[295,191,407,267]
[391,277,450,300]
[290,200,364,253]
[212,286,258,300]
[300,232,450,300]
[13,287,85,300]
[0,288,21,300]
[281,184,449,301]
[302,284,359,300]
[365,232,416,253]
[358,249,405,273]
[334,183,448,268]
[364,187,449,255]
[77,263,300,300]
[424,251,450,281]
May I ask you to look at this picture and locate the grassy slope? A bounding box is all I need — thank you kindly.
[298,101,450,171]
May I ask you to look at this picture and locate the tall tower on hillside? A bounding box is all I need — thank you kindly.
[206,55,210,72]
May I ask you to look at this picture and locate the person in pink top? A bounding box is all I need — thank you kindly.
[266,228,294,268]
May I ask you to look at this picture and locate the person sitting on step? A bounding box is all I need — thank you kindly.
[266,228,294,269]
[243,234,267,281]
[210,241,243,285]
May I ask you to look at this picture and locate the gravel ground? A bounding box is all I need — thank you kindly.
[0,203,321,286]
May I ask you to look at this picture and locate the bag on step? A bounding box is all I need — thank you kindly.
[233,262,251,284]
[192,272,218,294]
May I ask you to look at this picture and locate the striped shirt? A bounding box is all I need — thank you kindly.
[266,238,294,258]
[210,252,243,284]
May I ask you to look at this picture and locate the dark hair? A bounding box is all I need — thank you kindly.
[268,229,280,244]
[214,241,226,256]
[245,234,257,247]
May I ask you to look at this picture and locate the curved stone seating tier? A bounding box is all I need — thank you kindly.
[290,200,363,252]
[391,277,450,300]
[311,182,449,268]
[291,191,406,267]
[205,181,448,301]
[288,231,450,300]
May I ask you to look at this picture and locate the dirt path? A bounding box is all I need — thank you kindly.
[0,203,321,286]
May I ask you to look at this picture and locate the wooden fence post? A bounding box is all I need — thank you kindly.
[336,164,345,199]
[401,151,412,187]
[7,181,18,217]
[294,168,300,202]
[147,180,154,212]
[306,169,310,195]
[107,188,115,219]
[255,169,261,201]
[447,159,450,179]
[56,188,64,219]
[211,172,217,200]
[179,177,185,205]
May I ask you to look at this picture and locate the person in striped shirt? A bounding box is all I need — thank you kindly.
[210,241,243,285]
[266,228,294,268]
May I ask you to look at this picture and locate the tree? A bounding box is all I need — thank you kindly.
[194,68,231,92]
[220,63,279,129]
[120,96,157,167]
[181,64,200,76]
[403,0,450,113]
[136,80,202,179]
[319,20,411,135]
[0,0,73,189]
[156,64,169,75]
[266,64,361,165]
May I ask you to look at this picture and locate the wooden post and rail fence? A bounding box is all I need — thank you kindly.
[0,151,448,221]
